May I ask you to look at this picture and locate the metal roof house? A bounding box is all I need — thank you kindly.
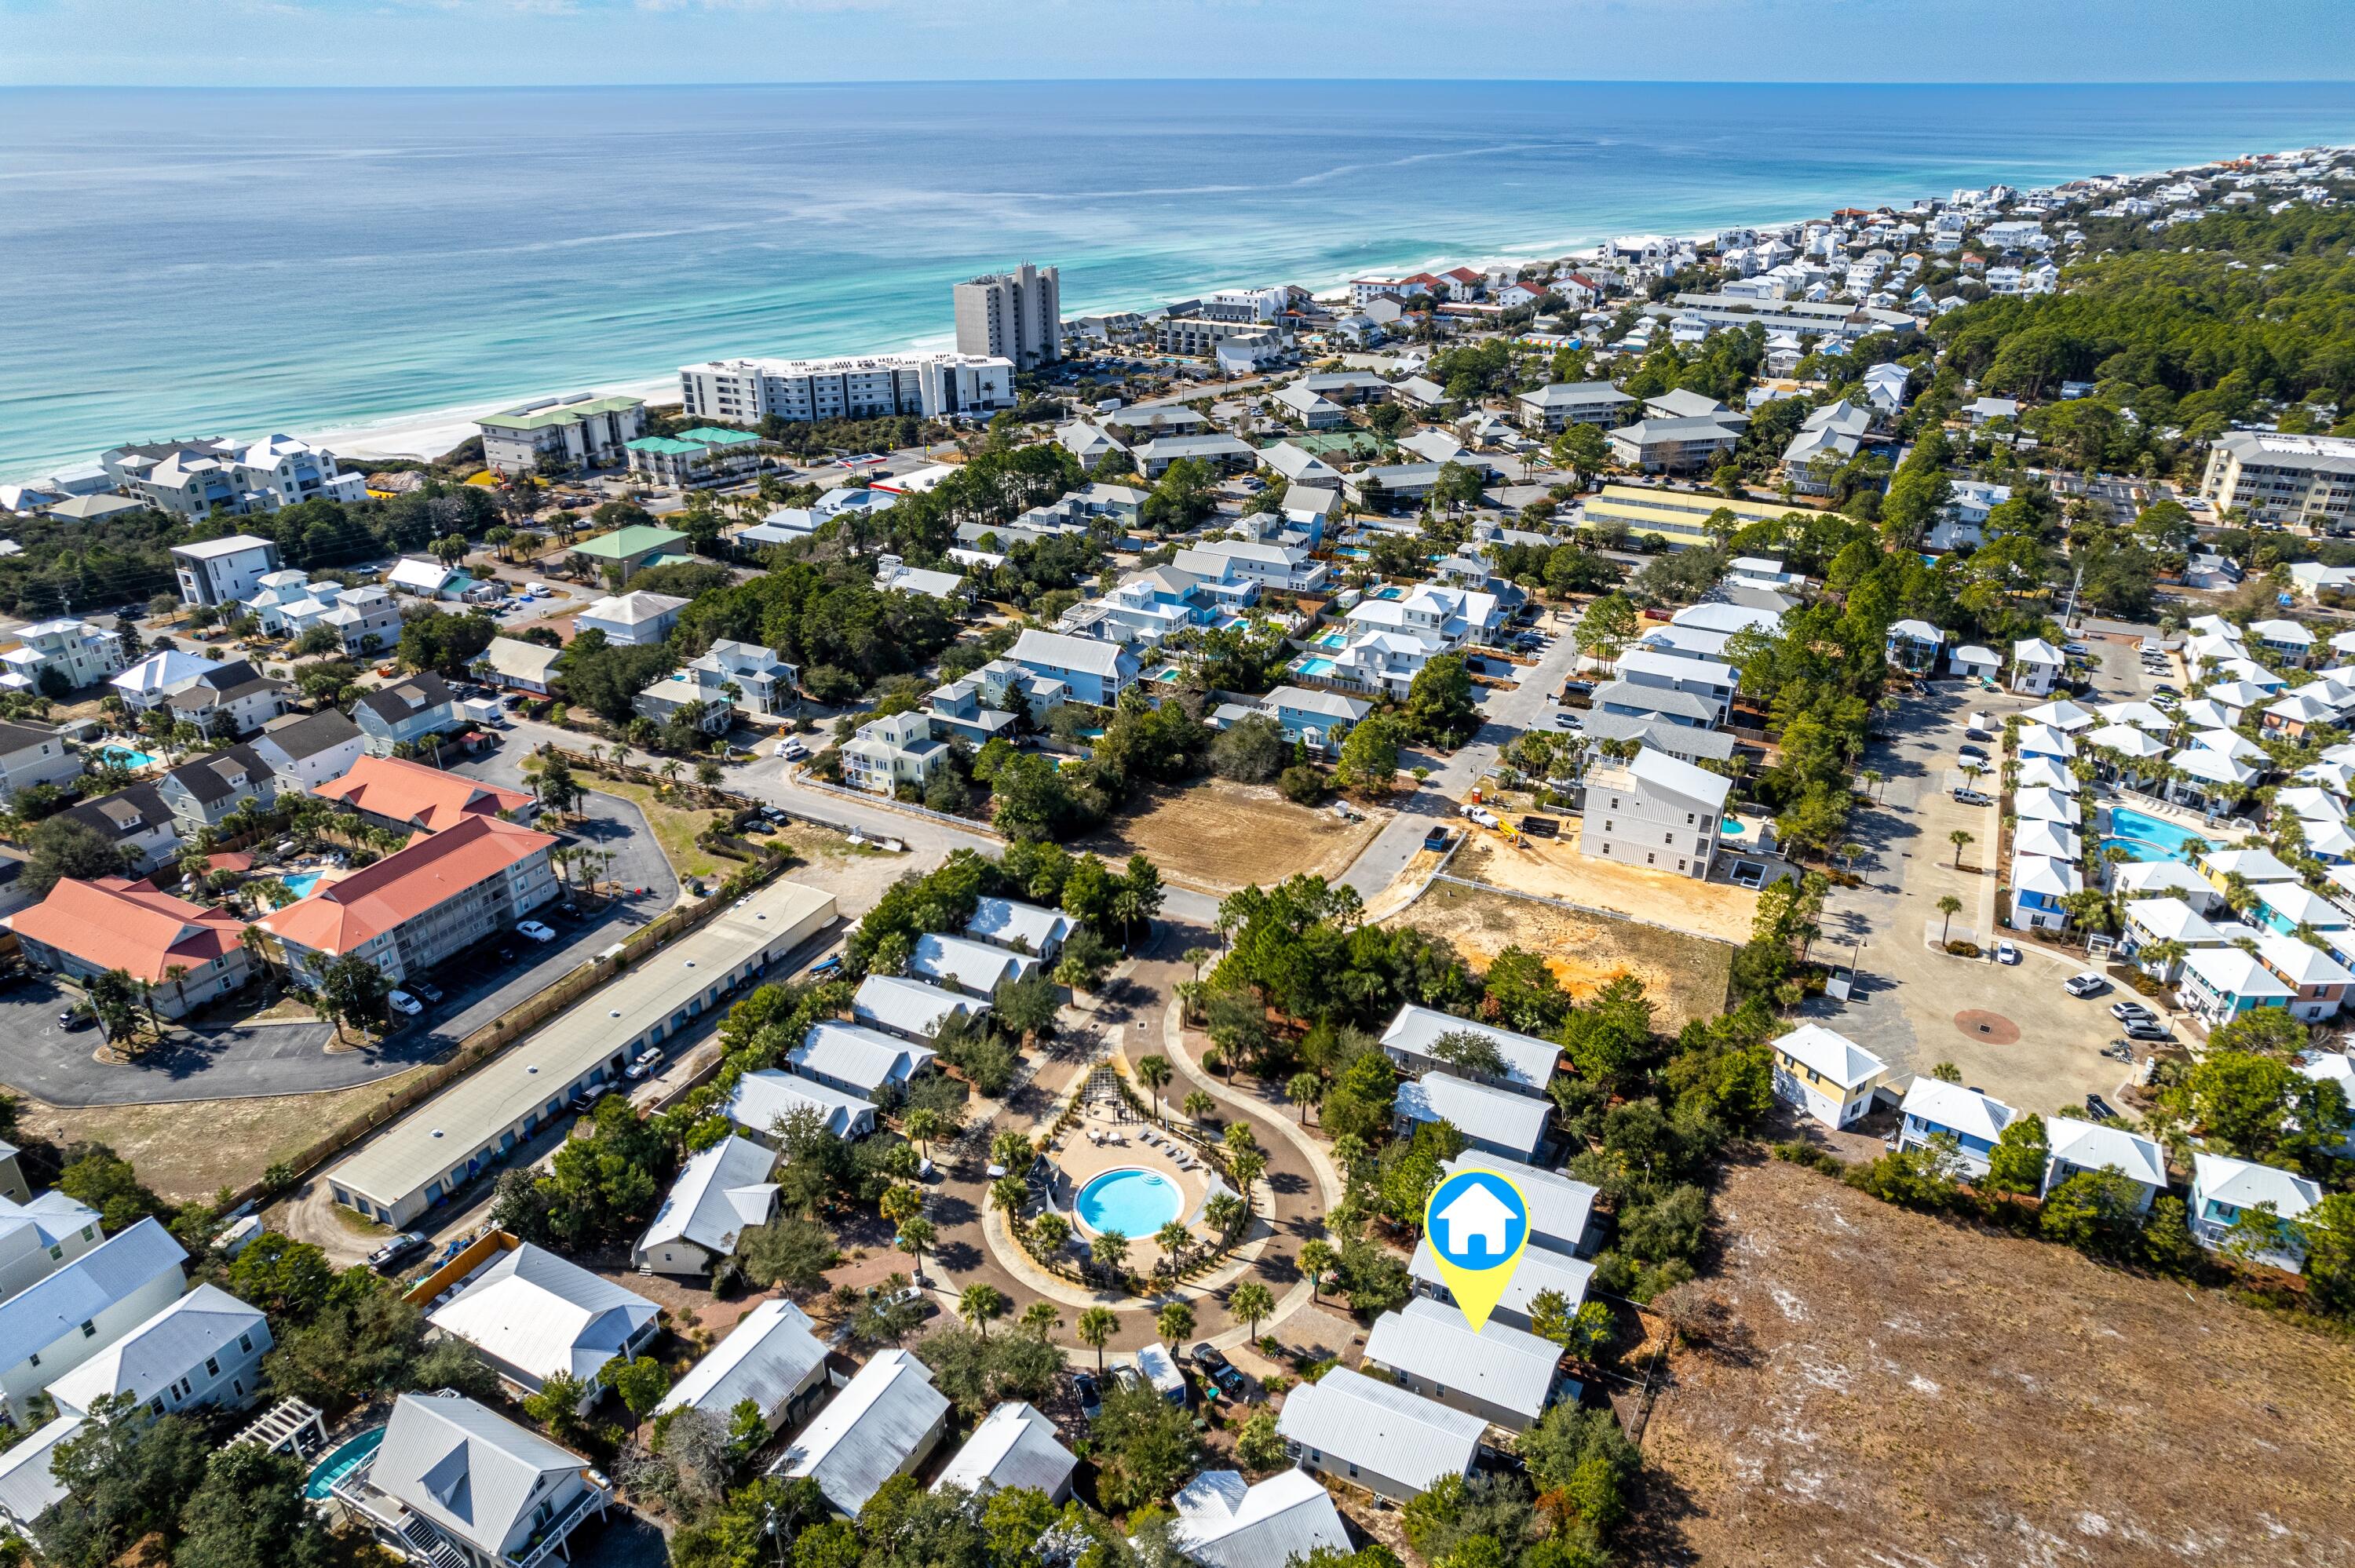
[633,1136,780,1278]
[0,1413,82,1541]
[790,1022,938,1100]
[964,896,1071,961]
[422,1241,659,1408]
[0,1191,102,1304]
[44,1281,269,1420]
[2042,1120,2167,1212]
[655,1298,831,1435]
[1378,1004,1559,1098]
[852,974,986,1042]
[1394,1072,1550,1161]
[1277,1365,1485,1501]
[1362,1296,1572,1431]
[0,1217,188,1425]
[333,1391,609,1568]
[1437,1153,1596,1257]
[930,1400,1076,1503]
[2190,1152,2321,1274]
[726,1070,877,1142]
[1409,1232,1594,1333]
[1769,1023,1889,1130]
[1896,1080,2016,1177]
[1169,1468,1349,1568]
[769,1347,950,1516]
[909,932,1039,997]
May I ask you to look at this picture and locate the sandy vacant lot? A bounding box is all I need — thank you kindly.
[1079,779,1389,894]
[24,1067,436,1202]
[1638,1155,2355,1567]
[1453,830,1761,944]
[1393,877,1734,1030]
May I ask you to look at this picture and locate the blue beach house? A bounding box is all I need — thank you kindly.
[1007,629,1138,707]
[1896,1080,2014,1177]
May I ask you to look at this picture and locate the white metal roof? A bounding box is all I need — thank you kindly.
[373,1392,588,1561]
[726,1070,874,1140]
[1627,744,1732,812]
[637,1136,777,1261]
[1275,1366,1484,1490]
[2046,1118,2167,1189]
[910,932,1037,994]
[0,1218,185,1371]
[45,1282,264,1417]
[1772,1023,1888,1091]
[1408,1234,1594,1320]
[965,897,1071,955]
[1394,1074,1550,1157]
[2193,1151,2319,1220]
[1170,1468,1349,1568]
[1362,1297,1564,1423]
[930,1401,1075,1499]
[0,1414,80,1525]
[656,1298,828,1422]
[1899,1079,2014,1144]
[425,1242,658,1386]
[772,1347,948,1515]
[790,1022,936,1095]
[1437,1153,1594,1256]
[851,975,983,1041]
[1381,1004,1559,1093]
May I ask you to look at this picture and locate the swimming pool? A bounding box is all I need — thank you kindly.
[2104,805,2211,865]
[303,1426,384,1501]
[1722,815,1747,834]
[1297,656,1338,677]
[1075,1167,1183,1238]
[97,743,156,768]
[281,871,324,899]
[1313,631,1349,649]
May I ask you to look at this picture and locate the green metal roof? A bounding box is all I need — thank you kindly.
[571,523,690,559]
[626,436,706,455]
[673,426,762,447]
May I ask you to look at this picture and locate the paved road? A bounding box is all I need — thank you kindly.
[1341,606,1584,900]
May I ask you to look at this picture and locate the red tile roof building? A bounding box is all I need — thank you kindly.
[312,756,535,834]
[256,814,559,988]
[7,877,254,1018]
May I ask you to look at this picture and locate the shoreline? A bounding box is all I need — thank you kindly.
[14,129,2348,484]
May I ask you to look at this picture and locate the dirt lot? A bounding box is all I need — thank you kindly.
[20,1065,436,1203]
[1393,877,1733,1030]
[1078,779,1390,893]
[1638,1154,2355,1567]
[1453,830,1760,944]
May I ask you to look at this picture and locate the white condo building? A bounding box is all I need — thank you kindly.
[953,261,1062,369]
[679,352,1015,425]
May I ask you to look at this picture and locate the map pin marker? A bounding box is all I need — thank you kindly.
[1423,1169,1529,1333]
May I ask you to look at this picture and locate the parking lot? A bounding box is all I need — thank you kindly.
[1808,664,2157,1118]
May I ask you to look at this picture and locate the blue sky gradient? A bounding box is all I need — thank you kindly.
[5,0,2353,87]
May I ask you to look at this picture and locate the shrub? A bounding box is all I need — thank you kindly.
[1944,939,1981,957]
[1276,764,1327,804]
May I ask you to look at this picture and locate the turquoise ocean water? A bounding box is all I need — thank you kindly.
[4,80,2354,479]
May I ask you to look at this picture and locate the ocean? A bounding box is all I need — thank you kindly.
[5,79,2354,481]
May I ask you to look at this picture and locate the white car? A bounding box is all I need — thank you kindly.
[387,990,423,1016]
[1993,940,2021,965]
[516,921,557,943]
[779,737,809,760]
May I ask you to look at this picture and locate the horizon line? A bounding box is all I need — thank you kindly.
[6,76,2355,92]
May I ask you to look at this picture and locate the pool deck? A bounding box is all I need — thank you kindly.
[1049,1106,1211,1260]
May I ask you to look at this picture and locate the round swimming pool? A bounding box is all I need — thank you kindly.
[1075,1167,1183,1238]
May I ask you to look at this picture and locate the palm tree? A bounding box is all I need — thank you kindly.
[1949,828,1973,867]
[2141,937,2187,980]
[1090,1230,1130,1279]
[1020,1300,1062,1340]
[1860,767,1883,801]
[957,1283,1007,1339]
[1181,1090,1217,1125]
[1286,1073,1323,1123]
[1936,895,1963,943]
[1223,1122,1258,1163]
[990,1173,1028,1224]
[1298,1239,1338,1303]
[1134,1054,1173,1121]
[1229,1150,1265,1195]
[1156,1220,1193,1270]
[1156,1300,1196,1346]
[1228,1280,1276,1342]
[880,1183,924,1230]
[1031,1212,1071,1256]
[894,1216,936,1281]
[1203,1191,1248,1244]
[904,1108,945,1161]
[1077,1307,1119,1372]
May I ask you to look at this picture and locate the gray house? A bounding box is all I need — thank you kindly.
[353,673,459,757]
[155,743,277,834]
[1277,1365,1484,1501]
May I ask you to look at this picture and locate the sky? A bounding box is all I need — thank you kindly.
[4,0,2354,87]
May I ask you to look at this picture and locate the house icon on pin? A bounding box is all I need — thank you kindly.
[1435,1182,1514,1260]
